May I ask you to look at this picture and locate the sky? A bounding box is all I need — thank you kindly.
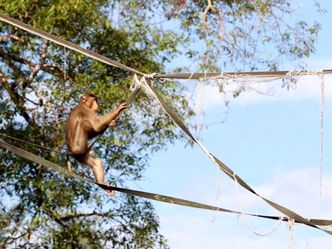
[134,1,332,248]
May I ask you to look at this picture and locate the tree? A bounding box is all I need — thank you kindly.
[160,0,321,71]
[0,0,322,248]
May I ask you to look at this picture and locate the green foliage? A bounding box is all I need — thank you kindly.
[0,0,322,248]
[0,0,179,248]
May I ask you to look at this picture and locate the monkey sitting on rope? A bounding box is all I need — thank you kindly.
[66,93,128,196]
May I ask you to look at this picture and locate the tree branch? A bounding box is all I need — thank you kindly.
[59,211,109,221]
[0,70,35,126]
[0,47,27,88]
[0,32,26,43]
[0,44,74,86]
[202,0,225,41]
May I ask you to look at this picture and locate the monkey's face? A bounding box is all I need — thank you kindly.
[81,95,99,112]
[90,99,99,112]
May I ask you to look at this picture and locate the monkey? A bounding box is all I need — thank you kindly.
[66,93,128,196]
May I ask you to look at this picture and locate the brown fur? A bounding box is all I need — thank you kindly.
[66,94,127,158]
[65,94,127,196]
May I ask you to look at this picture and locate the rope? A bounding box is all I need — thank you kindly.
[155,70,332,80]
[87,76,142,149]
[133,75,332,235]
[0,133,68,157]
[319,72,325,195]
[0,13,144,76]
[288,218,295,249]
[2,13,332,234]
[0,139,301,223]
[234,172,283,237]
[2,13,332,83]
[1,75,142,156]
[2,139,332,234]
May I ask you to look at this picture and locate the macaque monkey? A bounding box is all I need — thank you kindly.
[66,93,128,196]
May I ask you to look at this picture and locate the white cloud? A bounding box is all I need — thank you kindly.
[256,168,332,218]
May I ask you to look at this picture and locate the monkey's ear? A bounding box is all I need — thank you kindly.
[80,95,87,103]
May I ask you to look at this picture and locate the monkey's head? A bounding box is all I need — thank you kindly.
[81,93,99,112]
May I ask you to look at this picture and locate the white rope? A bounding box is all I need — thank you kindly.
[133,74,222,168]
[63,47,68,81]
[288,218,295,249]
[144,73,157,79]
[286,70,327,195]
[208,168,223,223]
[188,72,195,80]
[132,75,157,99]
[319,72,325,196]
[157,69,332,80]
[193,79,205,134]
[198,69,326,85]
[133,74,332,235]
[233,172,283,237]
[126,74,144,106]
[130,74,140,91]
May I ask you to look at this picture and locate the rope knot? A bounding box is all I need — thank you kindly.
[144,73,157,79]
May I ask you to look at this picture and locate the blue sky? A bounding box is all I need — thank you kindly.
[135,1,332,248]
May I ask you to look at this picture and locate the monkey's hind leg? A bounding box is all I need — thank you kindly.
[67,160,87,178]
[67,160,74,172]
